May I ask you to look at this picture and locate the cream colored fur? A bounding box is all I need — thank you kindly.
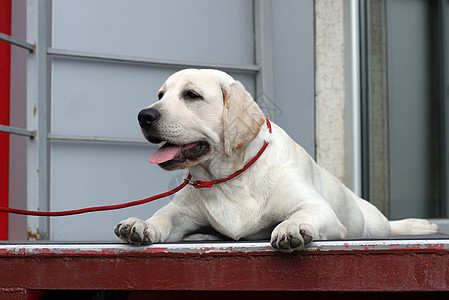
[115,69,438,252]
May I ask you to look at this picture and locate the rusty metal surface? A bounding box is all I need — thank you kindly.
[1,239,449,292]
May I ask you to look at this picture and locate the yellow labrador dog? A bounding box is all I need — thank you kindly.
[115,69,438,251]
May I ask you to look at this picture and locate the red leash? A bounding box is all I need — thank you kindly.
[0,119,271,217]
[0,175,191,217]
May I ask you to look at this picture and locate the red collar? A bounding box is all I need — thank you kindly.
[186,118,272,189]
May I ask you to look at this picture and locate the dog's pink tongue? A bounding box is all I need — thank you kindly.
[149,144,183,164]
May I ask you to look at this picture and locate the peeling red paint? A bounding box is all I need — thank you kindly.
[0,287,27,294]
[142,247,169,254]
[426,243,446,250]
[360,244,378,251]
[0,247,448,291]
[1,241,448,294]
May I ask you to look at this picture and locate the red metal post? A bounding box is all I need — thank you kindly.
[0,0,12,241]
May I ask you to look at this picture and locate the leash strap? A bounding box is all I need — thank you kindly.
[0,119,271,217]
[0,174,191,217]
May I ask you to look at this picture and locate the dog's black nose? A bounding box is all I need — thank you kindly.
[138,108,160,126]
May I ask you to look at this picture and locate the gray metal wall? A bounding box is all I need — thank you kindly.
[38,0,315,241]
[387,0,439,219]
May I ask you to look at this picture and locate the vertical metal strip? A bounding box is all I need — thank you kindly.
[440,0,449,217]
[254,0,274,120]
[359,0,370,200]
[0,0,12,240]
[361,0,390,216]
[428,0,449,217]
[343,0,362,196]
[26,0,49,240]
[445,0,449,217]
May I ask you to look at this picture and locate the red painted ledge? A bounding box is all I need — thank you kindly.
[0,239,449,296]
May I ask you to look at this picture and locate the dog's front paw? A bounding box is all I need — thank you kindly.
[114,217,155,246]
[270,221,314,252]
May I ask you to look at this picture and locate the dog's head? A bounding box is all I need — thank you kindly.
[138,69,265,171]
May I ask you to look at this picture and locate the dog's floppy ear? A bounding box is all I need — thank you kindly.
[221,81,265,157]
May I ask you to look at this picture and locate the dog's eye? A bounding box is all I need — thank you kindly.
[183,91,202,100]
[158,92,164,100]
